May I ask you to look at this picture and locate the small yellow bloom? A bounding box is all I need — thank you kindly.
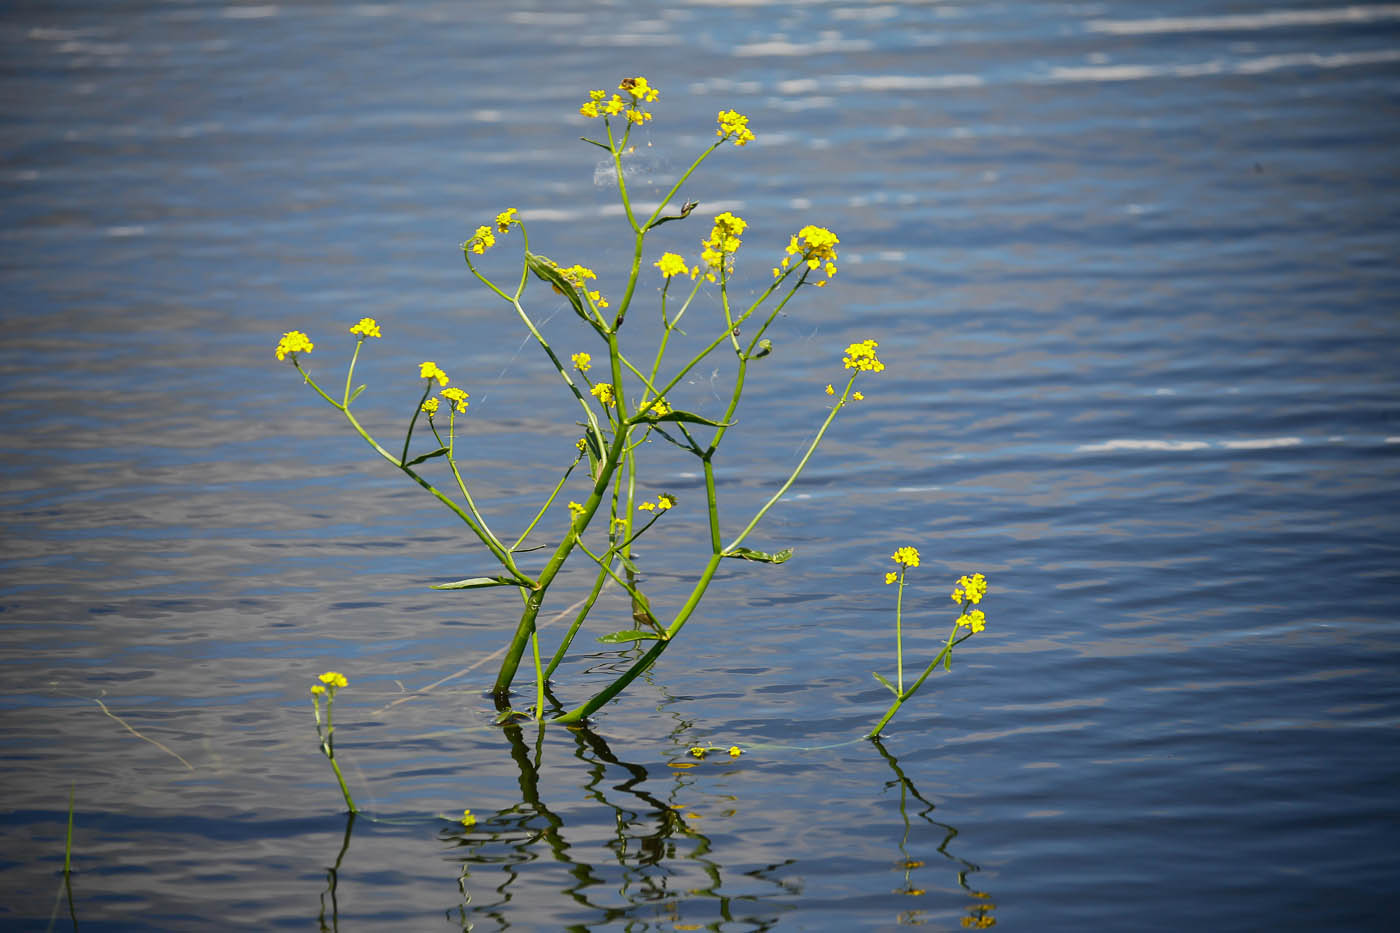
[716,109,756,146]
[645,397,672,416]
[349,317,381,339]
[319,671,348,689]
[825,384,835,396]
[957,610,987,633]
[575,437,588,451]
[579,100,599,118]
[639,501,656,512]
[571,351,592,373]
[655,252,689,278]
[275,330,314,361]
[567,501,586,520]
[421,397,440,417]
[728,745,742,757]
[952,573,988,605]
[657,493,677,510]
[310,684,326,695]
[852,391,864,401]
[619,76,659,102]
[843,339,885,373]
[689,746,706,759]
[441,387,469,413]
[466,224,495,255]
[891,546,921,568]
[885,571,898,585]
[420,361,449,386]
[460,809,477,828]
[495,207,519,232]
[603,94,626,116]
[590,382,615,406]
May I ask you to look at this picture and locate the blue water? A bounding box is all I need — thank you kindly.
[3,1,1399,929]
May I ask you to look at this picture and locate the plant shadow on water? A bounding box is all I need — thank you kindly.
[308,718,993,931]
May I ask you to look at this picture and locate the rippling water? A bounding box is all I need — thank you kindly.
[3,1,1399,929]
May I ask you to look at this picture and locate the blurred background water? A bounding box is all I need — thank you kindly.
[3,0,1399,929]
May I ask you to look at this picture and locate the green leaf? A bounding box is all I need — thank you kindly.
[597,629,664,644]
[525,251,592,325]
[636,409,733,428]
[430,576,523,590]
[721,547,794,564]
[404,446,450,467]
[872,671,899,696]
[347,384,367,404]
[749,339,772,360]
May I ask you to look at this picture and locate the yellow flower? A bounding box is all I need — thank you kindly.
[952,573,988,605]
[825,384,835,395]
[645,397,672,416]
[639,501,656,512]
[579,100,599,118]
[275,330,314,361]
[310,684,326,695]
[441,387,469,413]
[603,94,626,116]
[885,571,898,585]
[466,224,495,255]
[655,252,689,278]
[575,437,588,451]
[657,493,676,510]
[784,224,840,284]
[590,382,615,406]
[852,391,864,401]
[619,76,659,102]
[957,610,987,633]
[693,213,747,281]
[716,109,756,146]
[460,809,477,828]
[891,546,920,568]
[421,397,440,417]
[689,746,706,758]
[728,746,742,757]
[319,671,348,689]
[567,501,586,520]
[495,207,518,232]
[842,339,885,373]
[349,317,381,338]
[420,361,449,386]
[571,352,592,373]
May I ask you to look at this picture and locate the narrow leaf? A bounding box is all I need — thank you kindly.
[348,384,367,404]
[722,546,794,564]
[872,671,899,696]
[637,409,733,428]
[525,251,590,323]
[404,446,450,467]
[597,629,664,644]
[431,576,522,590]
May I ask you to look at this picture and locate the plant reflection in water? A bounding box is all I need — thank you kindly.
[872,738,996,928]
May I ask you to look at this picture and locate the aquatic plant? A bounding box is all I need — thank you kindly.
[309,671,357,813]
[277,78,988,735]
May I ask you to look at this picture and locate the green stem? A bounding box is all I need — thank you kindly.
[896,568,906,695]
[867,628,977,739]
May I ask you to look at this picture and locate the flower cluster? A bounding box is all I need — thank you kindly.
[567,501,586,520]
[590,382,615,406]
[688,744,742,759]
[638,492,676,512]
[560,264,609,309]
[276,330,315,361]
[694,212,747,282]
[465,208,519,255]
[956,609,987,634]
[442,387,470,413]
[571,351,592,373]
[843,339,885,373]
[716,109,755,146]
[579,77,658,125]
[654,252,689,279]
[420,361,450,386]
[310,670,348,696]
[951,573,987,606]
[421,397,439,417]
[349,317,381,339]
[775,225,840,286]
[643,397,672,416]
[892,546,921,568]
